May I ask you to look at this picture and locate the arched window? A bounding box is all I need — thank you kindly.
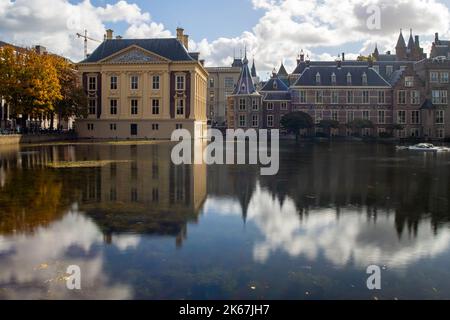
[362,72,368,85]
[316,72,321,84]
[331,72,337,85]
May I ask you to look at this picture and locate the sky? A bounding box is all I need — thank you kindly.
[1,0,450,79]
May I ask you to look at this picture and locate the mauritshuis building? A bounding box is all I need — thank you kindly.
[76,28,208,139]
[228,30,450,140]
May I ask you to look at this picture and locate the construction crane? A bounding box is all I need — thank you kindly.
[76,30,101,59]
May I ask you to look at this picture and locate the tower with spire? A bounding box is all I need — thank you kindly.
[396,29,407,60]
[227,48,261,129]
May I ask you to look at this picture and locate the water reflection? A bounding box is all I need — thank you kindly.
[0,142,449,299]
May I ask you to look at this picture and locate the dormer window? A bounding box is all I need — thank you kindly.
[362,72,368,86]
[273,81,278,89]
[331,73,336,85]
[347,73,352,85]
[316,72,321,84]
[241,83,246,91]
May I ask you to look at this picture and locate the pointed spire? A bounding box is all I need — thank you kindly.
[407,28,415,50]
[277,62,288,77]
[374,43,379,55]
[396,29,406,48]
[251,58,257,77]
[243,46,248,64]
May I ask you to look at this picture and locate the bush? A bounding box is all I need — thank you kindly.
[379,132,393,139]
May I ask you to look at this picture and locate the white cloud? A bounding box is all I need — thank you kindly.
[0,0,171,61]
[0,0,449,75]
[207,184,450,269]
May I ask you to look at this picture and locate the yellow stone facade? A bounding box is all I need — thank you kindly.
[76,37,208,140]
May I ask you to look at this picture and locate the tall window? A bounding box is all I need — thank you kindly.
[411,111,420,124]
[88,99,96,115]
[405,76,414,87]
[299,90,307,103]
[386,66,393,77]
[252,114,259,127]
[432,90,448,104]
[252,99,258,111]
[88,76,97,91]
[176,75,185,90]
[332,110,338,121]
[110,99,117,115]
[362,91,369,104]
[131,99,138,115]
[331,91,339,104]
[239,98,246,111]
[398,91,406,104]
[224,77,234,89]
[315,110,323,124]
[441,72,449,84]
[430,72,439,83]
[267,115,274,127]
[347,73,352,85]
[176,99,184,115]
[152,75,160,90]
[397,110,406,124]
[267,102,274,111]
[378,110,385,124]
[281,102,288,110]
[331,73,336,85]
[436,110,445,124]
[347,91,353,104]
[315,72,321,84]
[131,75,139,90]
[347,111,354,123]
[110,76,118,90]
[316,90,323,104]
[362,73,368,86]
[209,78,215,88]
[362,110,370,120]
[378,91,385,104]
[152,99,160,115]
[411,91,420,104]
[239,115,246,127]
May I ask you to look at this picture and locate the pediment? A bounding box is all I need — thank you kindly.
[101,45,169,64]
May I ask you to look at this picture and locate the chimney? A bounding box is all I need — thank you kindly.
[177,27,184,43]
[386,50,391,55]
[342,52,345,62]
[435,32,439,43]
[183,34,189,50]
[116,35,123,40]
[306,55,310,67]
[106,29,113,40]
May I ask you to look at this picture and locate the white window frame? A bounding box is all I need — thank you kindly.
[267,115,274,128]
[110,99,118,115]
[176,75,185,91]
[131,75,139,90]
[152,75,160,90]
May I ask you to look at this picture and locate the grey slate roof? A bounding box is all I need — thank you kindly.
[431,45,450,58]
[388,70,404,86]
[263,92,291,101]
[421,99,435,110]
[396,31,406,48]
[293,65,390,87]
[232,58,257,95]
[260,75,289,92]
[277,63,288,77]
[81,38,195,63]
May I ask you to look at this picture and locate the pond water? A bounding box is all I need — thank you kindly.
[0,141,449,300]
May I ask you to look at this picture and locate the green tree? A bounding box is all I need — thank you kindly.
[347,119,374,137]
[280,112,314,140]
[318,120,340,138]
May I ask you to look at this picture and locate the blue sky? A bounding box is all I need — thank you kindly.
[1,0,450,76]
[85,0,264,40]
